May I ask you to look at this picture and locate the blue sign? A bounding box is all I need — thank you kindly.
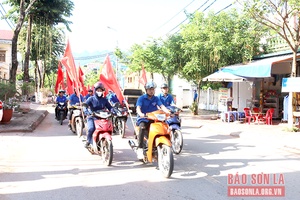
[282,78,300,92]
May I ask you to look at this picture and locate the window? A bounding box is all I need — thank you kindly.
[0,51,5,62]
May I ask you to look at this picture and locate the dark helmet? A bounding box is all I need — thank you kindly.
[59,90,65,93]
[161,83,168,88]
[144,81,157,90]
[94,81,105,91]
[88,89,93,92]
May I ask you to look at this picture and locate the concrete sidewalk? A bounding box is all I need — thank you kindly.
[0,103,49,133]
[180,109,300,153]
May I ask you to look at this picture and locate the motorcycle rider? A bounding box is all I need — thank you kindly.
[106,90,120,106]
[83,81,113,148]
[84,89,93,101]
[68,89,84,129]
[135,81,170,159]
[55,90,68,119]
[158,83,175,107]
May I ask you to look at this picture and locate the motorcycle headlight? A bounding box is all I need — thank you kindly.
[154,113,166,121]
[73,110,81,115]
[59,102,64,105]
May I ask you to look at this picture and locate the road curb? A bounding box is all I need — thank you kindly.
[28,110,48,131]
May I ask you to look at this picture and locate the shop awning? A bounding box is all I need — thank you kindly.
[221,54,297,78]
[202,70,247,82]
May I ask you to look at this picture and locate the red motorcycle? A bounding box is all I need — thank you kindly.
[87,110,114,166]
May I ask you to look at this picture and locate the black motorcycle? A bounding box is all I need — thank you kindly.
[111,102,128,138]
[166,106,183,154]
[56,102,67,125]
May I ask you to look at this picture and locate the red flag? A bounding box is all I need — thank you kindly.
[60,40,79,96]
[99,55,124,103]
[78,66,87,96]
[139,65,147,86]
[66,72,74,95]
[54,62,64,93]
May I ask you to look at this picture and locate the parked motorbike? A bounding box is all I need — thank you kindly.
[56,102,67,125]
[166,106,183,154]
[69,104,85,137]
[129,110,174,178]
[111,102,128,138]
[86,110,114,166]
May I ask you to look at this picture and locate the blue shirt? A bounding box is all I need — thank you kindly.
[157,93,174,107]
[136,94,163,115]
[84,94,92,101]
[56,95,67,103]
[85,95,112,112]
[106,92,120,105]
[69,93,84,105]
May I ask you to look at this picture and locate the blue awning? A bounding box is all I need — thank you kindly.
[221,54,296,78]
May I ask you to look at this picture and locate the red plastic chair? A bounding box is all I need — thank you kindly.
[262,108,274,125]
[244,108,254,124]
[252,107,263,122]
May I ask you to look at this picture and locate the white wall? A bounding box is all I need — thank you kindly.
[232,82,252,111]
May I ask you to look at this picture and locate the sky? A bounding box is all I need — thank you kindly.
[0,0,236,56]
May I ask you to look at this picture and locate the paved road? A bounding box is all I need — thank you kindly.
[1,105,300,200]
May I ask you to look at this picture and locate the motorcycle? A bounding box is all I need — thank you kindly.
[86,110,114,166]
[166,106,183,154]
[56,102,67,125]
[69,104,85,137]
[128,110,174,178]
[111,102,128,138]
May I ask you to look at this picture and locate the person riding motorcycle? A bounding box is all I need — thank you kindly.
[106,90,120,106]
[68,89,84,129]
[83,81,113,148]
[157,83,175,107]
[55,90,68,119]
[135,81,170,159]
[84,89,93,101]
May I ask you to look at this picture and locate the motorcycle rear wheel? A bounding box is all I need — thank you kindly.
[171,129,183,154]
[75,118,83,137]
[101,139,113,166]
[157,144,174,178]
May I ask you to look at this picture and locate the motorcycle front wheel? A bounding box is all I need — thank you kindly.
[157,144,174,178]
[118,119,126,138]
[101,139,113,166]
[171,129,183,154]
[75,117,83,137]
[59,112,64,125]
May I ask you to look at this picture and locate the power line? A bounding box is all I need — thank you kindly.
[0,2,15,29]
[152,0,197,34]
[168,0,212,34]
[215,3,233,15]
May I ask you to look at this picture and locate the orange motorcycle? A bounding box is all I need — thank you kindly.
[129,110,174,178]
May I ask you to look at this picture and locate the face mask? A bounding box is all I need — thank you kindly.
[96,91,103,97]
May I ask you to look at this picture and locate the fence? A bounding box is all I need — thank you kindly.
[0,78,9,84]
[198,88,219,111]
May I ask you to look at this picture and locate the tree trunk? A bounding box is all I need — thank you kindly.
[23,14,33,83]
[287,49,299,128]
[9,0,26,85]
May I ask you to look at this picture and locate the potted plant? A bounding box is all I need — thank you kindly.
[0,83,18,124]
[189,101,198,115]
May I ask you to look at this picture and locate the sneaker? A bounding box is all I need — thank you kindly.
[136,148,144,159]
[84,142,90,148]
[68,124,72,130]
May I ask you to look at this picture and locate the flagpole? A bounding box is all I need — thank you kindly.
[107,26,119,82]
